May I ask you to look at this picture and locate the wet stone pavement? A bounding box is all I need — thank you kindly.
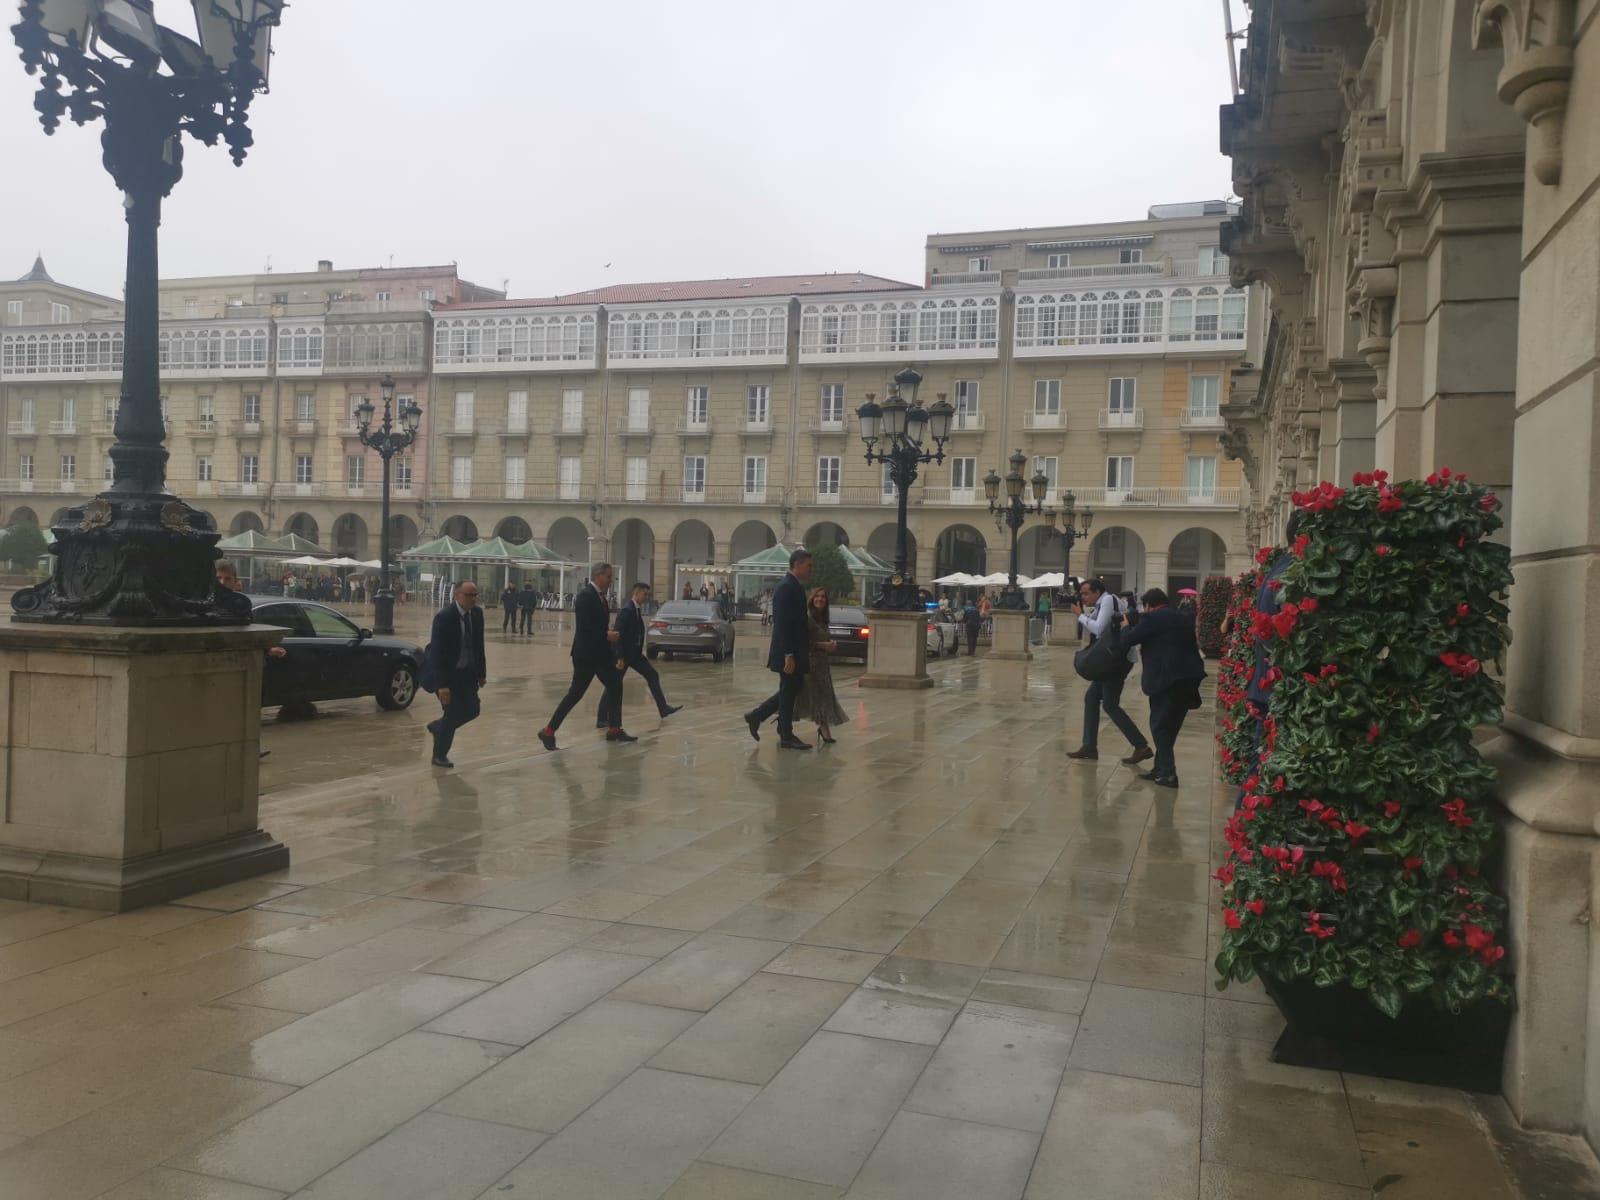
[0,608,1593,1199]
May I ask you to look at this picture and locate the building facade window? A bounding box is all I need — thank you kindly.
[950,456,977,501]
[50,302,69,324]
[798,296,999,357]
[1187,455,1217,500]
[346,455,364,487]
[682,455,706,500]
[1119,248,1143,264]
[1046,253,1070,269]
[817,455,840,499]
[453,390,474,432]
[1107,377,1137,424]
[197,395,214,427]
[5,300,22,321]
[1106,455,1134,495]
[746,385,770,429]
[744,455,767,500]
[820,384,845,426]
[433,312,597,367]
[1034,379,1061,416]
[625,455,648,501]
[295,454,313,485]
[882,462,897,497]
[241,454,258,484]
[59,396,76,428]
[18,453,32,481]
[1,328,124,377]
[452,455,473,497]
[394,455,412,491]
[504,455,525,498]
[197,455,213,482]
[684,385,709,429]
[59,454,75,482]
[561,388,583,431]
[968,256,991,272]
[1189,374,1220,417]
[1033,455,1058,499]
[276,325,323,370]
[507,390,528,432]
[627,387,650,431]
[102,454,112,481]
[559,455,581,499]
[243,393,261,425]
[295,392,315,423]
[607,305,785,364]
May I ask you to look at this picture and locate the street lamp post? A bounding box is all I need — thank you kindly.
[10,0,286,625]
[855,367,953,610]
[1049,489,1095,587]
[355,376,421,636]
[985,450,1049,612]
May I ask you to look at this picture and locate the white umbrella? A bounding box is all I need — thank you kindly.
[974,572,1012,586]
[323,556,364,567]
[357,559,383,570]
[1027,572,1066,589]
[280,555,326,567]
[933,571,976,585]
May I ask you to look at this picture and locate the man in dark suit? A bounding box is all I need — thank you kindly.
[539,562,630,750]
[499,584,517,633]
[518,582,537,635]
[595,582,682,728]
[1116,586,1207,789]
[743,548,813,750]
[425,579,488,768]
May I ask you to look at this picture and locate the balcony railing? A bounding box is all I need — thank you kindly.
[929,270,1002,286]
[239,419,263,436]
[47,420,78,436]
[1017,262,1162,283]
[188,418,220,436]
[811,417,847,435]
[617,416,654,437]
[1023,411,1065,431]
[500,419,530,437]
[675,415,712,436]
[947,411,985,433]
[218,481,265,497]
[1097,410,1144,431]
[742,417,772,435]
[1170,257,1231,278]
[919,487,984,506]
[0,479,81,494]
[1065,486,1241,508]
[293,419,316,435]
[551,418,585,437]
[1180,407,1225,430]
[7,420,35,435]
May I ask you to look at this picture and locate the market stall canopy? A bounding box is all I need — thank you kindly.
[215,529,293,558]
[449,537,580,568]
[399,535,470,561]
[731,542,798,574]
[275,533,330,557]
[837,545,891,576]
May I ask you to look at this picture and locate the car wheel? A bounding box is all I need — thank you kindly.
[377,662,417,710]
[647,647,659,660]
[712,648,724,663]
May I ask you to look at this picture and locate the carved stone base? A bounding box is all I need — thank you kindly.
[0,622,288,911]
[860,608,933,690]
[988,611,1033,660]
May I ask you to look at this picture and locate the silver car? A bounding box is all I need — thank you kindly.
[645,601,737,662]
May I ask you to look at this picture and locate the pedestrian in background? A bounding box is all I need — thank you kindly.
[596,582,681,727]
[424,579,487,769]
[500,583,517,632]
[518,582,537,634]
[963,593,981,655]
[794,586,845,744]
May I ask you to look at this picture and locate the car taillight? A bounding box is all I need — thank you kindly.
[859,627,871,637]
[648,621,667,629]
[696,623,718,632]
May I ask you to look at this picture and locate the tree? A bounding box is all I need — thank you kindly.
[807,542,857,603]
[0,521,48,572]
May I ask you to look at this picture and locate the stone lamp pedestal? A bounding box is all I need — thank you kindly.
[989,610,1033,661]
[1047,619,1079,648]
[0,623,289,911]
[860,608,933,690]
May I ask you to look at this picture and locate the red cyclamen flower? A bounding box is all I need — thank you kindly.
[1439,651,1481,678]
[1245,899,1266,916]
[1398,929,1423,949]
[1375,544,1392,558]
[1440,798,1474,828]
[1223,908,1242,930]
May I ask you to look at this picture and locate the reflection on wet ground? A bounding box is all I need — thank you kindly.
[0,607,1593,1198]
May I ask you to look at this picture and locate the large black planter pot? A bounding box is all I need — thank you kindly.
[1261,975,1511,1093]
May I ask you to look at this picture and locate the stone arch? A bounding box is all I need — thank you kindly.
[7,506,39,527]
[229,510,265,535]
[933,524,985,577]
[867,522,915,569]
[387,514,419,553]
[670,518,715,566]
[730,518,776,562]
[440,514,478,543]
[283,512,319,545]
[611,517,655,589]
[332,512,369,558]
[803,520,849,548]
[1086,526,1146,595]
[1018,525,1067,576]
[1168,526,1228,594]
[494,515,533,543]
[546,516,588,563]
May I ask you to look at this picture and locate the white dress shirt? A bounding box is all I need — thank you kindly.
[1078,591,1135,662]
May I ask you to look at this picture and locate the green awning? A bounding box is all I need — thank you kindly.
[449,537,580,567]
[399,535,470,561]
[215,530,294,558]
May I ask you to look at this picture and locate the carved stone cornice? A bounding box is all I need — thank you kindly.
[1472,0,1578,184]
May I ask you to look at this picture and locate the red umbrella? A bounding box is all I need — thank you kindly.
[1177,587,1199,596]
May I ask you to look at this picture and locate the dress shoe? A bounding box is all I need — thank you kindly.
[1066,746,1098,760]
[595,720,609,729]
[606,729,638,743]
[1155,775,1179,789]
[426,720,440,737]
[1138,770,1162,781]
[660,704,683,718]
[431,756,454,768]
[1122,746,1154,766]
[538,728,557,752]
[743,711,761,742]
[778,736,813,750]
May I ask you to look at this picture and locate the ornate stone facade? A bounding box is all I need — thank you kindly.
[1221,0,1600,1153]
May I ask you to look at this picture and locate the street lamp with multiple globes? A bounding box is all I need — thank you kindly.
[355,376,422,636]
[10,0,286,625]
[856,367,954,610]
[984,450,1097,612]
[1048,489,1096,592]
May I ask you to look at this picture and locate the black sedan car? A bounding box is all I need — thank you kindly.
[828,605,873,663]
[252,599,424,711]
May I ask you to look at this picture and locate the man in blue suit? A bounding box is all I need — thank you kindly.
[743,548,813,750]
[1117,586,1206,789]
[539,562,629,750]
[596,582,681,727]
[424,579,487,768]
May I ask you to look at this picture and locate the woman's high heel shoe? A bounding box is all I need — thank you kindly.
[819,727,836,744]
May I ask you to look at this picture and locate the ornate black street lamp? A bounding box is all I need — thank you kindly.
[1047,489,1095,589]
[10,0,285,624]
[856,367,953,610]
[985,450,1050,611]
[355,376,421,636]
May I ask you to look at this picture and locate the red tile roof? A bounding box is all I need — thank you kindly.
[436,272,917,311]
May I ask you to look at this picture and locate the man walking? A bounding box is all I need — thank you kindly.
[1067,577,1152,765]
[425,580,487,768]
[1117,587,1206,789]
[597,582,682,728]
[500,583,518,633]
[743,548,813,750]
[518,582,537,635]
[539,562,630,750]
[962,593,981,655]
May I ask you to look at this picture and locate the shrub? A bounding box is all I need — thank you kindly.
[1215,468,1515,1018]
[1197,574,1234,658]
[0,521,48,571]
[1215,563,1265,788]
[807,542,857,604]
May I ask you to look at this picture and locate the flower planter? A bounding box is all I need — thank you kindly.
[1261,974,1510,1093]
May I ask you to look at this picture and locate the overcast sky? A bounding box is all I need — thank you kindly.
[4,0,1243,300]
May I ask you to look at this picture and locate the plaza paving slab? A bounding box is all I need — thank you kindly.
[0,609,1593,1199]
